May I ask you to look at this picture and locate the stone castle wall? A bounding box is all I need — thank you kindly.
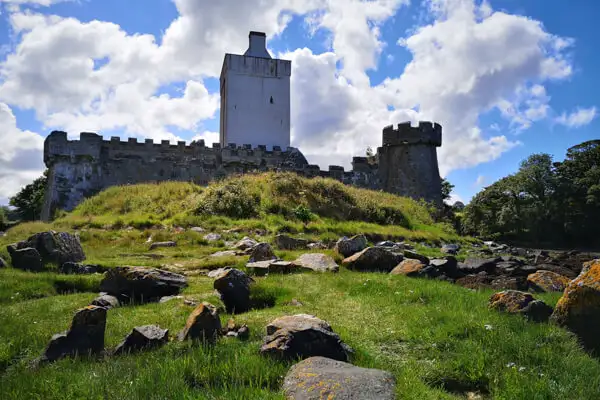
[41,122,442,220]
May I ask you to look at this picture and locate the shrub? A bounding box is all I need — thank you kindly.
[195,180,260,219]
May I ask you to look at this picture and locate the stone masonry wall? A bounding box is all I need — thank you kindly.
[41,122,442,220]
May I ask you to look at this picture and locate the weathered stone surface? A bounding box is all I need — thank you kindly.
[274,234,309,250]
[248,242,276,262]
[402,250,430,265]
[159,295,184,303]
[178,302,222,343]
[441,244,460,255]
[456,273,492,290]
[149,241,176,250]
[430,256,461,278]
[0,257,6,268]
[213,268,254,313]
[204,233,222,242]
[390,258,427,276]
[490,276,528,291]
[527,270,571,292]
[551,260,600,354]
[261,314,352,361]
[100,266,188,303]
[232,237,258,250]
[334,235,368,258]
[207,267,231,278]
[307,242,327,250]
[114,325,168,355]
[13,231,85,266]
[489,290,552,322]
[342,246,403,272]
[292,253,339,273]
[210,250,239,258]
[536,264,578,279]
[8,247,43,271]
[223,319,250,340]
[283,357,396,400]
[459,257,501,274]
[59,262,100,274]
[246,260,295,275]
[90,294,120,309]
[42,305,107,362]
[190,226,205,233]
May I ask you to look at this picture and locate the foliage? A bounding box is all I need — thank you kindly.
[441,177,454,202]
[292,205,313,225]
[9,170,48,222]
[196,179,261,219]
[463,141,600,247]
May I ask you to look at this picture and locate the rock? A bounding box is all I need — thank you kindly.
[190,227,205,233]
[489,290,552,322]
[232,236,258,250]
[456,273,492,290]
[159,295,184,303]
[248,242,276,262]
[207,267,232,278]
[274,234,309,250]
[430,256,461,278]
[307,242,327,250]
[100,266,188,303]
[178,302,222,343]
[551,260,600,354]
[334,234,368,258]
[90,294,120,309]
[390,259,427,276]
[342,247,403,272]
[261,314,352,361]
[41,305,107,363]
[490,276,528,291]
[213,268,254,313]
[288,298,304,307]
[291,253,339,273]
[8,247,43,271]
[149,241,176,250]
[283,357,396,400]
[59,262,99,274]
[210,250,239,258]
[403,250,430,265]
[114,325,168,355]
[441,244,460,255]
[536,264,578,279]
[204,233,222,242]
[13,231,85,266]
[527,270,571,292]
[0,257,6,268]
[222,319,250,340]
[246,260,295,275]
[376,241,396,248]
[459,257,501,274]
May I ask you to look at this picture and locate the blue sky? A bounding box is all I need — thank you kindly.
[0,0,597,206]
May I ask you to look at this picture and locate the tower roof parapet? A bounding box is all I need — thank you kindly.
[382,121,442,147]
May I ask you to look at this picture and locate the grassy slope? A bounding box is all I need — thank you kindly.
[1,173,599,399]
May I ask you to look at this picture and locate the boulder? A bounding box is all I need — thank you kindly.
[283,357,396,400]
[213,268,254,313]
[334,235,368,258]
[456,273,492,290]
[232,237,258,251]
[100,266,188,303]
[490,276,528,291]
[291,253,339,273]
[342,247,403,272]
[274,234,309,250]
[441,244,460,255]
[430,256,461,278]
[8,247,43,271]
[59,262,100,275]
[527,270,571,292]
[246,260,296,275]
[261,314,352,361]
[551,260,600,355]
[207,267,232,278]
[114,325,169,355]
[248,242,276,262]
[41,305,107,362]
[489,290,552,322]
[90,294,120,309]
[536,264,578,279]
[203,233,222,242]
[210,250,239,258]
[13,231,85,266]
[390,259,427,277]
[458,257,501,274]
[178,302,222,343]
[403,250,430,265]
[149,241,176,250]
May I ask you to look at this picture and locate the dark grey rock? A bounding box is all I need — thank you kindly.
[283,357,396,400]
[149,241,176,250]
[441,244,460,255]
[248,243,276,263]
[60,262,99,274]
[403,250,430,265]
[458,257,501,274]
[274,234,309,250]
[13,231,85,266]
[342,247,403,272]
[90,294,120,309]
[213,268,254,313]
[9,247,43,271]
[430,256,461,278]
[178,302,222,343]
[334,235,368,258]
[232,237,258,250]
[41,305,106,363]
[114,325,169,355]
[100,266,188,303]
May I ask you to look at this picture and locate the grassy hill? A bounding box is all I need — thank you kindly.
[1,173,599,399]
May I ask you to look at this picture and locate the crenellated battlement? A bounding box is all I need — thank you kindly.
[382,121,442,147]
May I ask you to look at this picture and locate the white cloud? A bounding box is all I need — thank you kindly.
[555,107,597,128]
[0,0,72,5]
[0,102,45,202]
[474,175,485,187]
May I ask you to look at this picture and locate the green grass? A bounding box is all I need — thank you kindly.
[0,173,598,399]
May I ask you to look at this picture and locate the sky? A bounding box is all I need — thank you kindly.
[0,0,598,206]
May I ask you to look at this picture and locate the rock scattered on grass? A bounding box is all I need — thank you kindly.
[59,262,103,275]
[403,250,430,265]
[210,250,239,258]
[7,247,43,271]
[11,231,85,266]
[274,234,309,250]
[149,241,176,250]
[114,325,168,355]
[178,302,222,343]
[551,260,600,355]
[390,258,427,276]
[527,270,570,292]
[283,356,396,400]
[441,243,460,255]
[90,294,120,309]
[223,319,250,340]
[334,234,368,258]
[41,305,107,363]
[489,290,553,322]
[342,246,403,272]
[248,242,276,262]
[213,268,254,313]
[203,233,222,242]
[291,253,339,273]
[261,314,352,361]
[232,237,258,251]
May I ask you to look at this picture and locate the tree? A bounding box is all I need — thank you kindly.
[441,178,454,202]
[9,170,48,221]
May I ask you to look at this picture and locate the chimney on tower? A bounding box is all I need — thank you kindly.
[244,31,272,59]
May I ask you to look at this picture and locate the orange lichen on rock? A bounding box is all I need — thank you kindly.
[527,270,571,292]
[390,259,426,276]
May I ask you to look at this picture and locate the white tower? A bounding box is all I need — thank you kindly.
[219,31,291,150]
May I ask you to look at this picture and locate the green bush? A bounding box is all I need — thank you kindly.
[195,180,260,219]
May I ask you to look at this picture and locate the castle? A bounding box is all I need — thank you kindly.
[41,32,443,221]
